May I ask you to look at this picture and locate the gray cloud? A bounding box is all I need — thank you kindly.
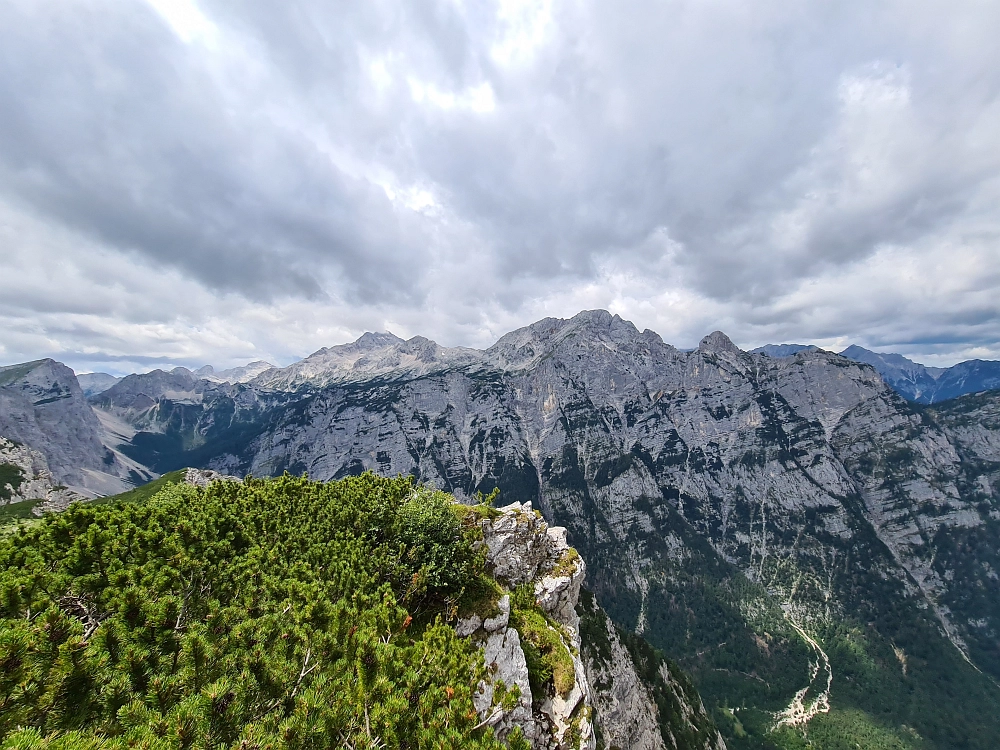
[0,0,998,372]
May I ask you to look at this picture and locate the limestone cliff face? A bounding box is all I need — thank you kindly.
[457,500,596,750]
[578,591,725,750]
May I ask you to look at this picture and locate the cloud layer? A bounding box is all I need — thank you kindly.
[1,0,999,373]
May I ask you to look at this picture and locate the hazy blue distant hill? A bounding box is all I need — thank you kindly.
[840,345,1000,403]
[931,358,1000,402]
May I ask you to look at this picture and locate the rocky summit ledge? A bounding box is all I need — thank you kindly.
[182,467,240,487]
[456,500,596,750]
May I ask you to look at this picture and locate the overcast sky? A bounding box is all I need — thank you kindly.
[1,0,999,374]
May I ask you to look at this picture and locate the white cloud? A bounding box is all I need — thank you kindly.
[0,0,999,372]
[144,0,217,45]
[491,0,554,66]
[408,79,496,113]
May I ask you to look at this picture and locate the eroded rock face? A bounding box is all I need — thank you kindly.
[463,501,724,750]
[468,595,539,744]
[182,467,240,487]
[0,359,149,495]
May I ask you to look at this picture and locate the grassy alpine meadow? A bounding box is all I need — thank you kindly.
[0,473,527,750]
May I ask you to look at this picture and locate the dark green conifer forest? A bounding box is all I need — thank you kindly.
[0,474,524,749]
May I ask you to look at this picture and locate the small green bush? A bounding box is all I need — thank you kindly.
[510,584,576,700]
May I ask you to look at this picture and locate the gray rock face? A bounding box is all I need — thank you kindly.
[0,436,83,512]
[0,359,144,495]
[182,467,240,487]
[463,499,720,750]
[76,372,120,397]
[578,592,725,750]
[93,310,1000,745]
[251,332,484,391]
[750,344,818,358]
[196,360,276,384]
[93,367,208,414]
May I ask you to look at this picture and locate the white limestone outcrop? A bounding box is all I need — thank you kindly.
[457,500,596,750]
[182,467,240,487]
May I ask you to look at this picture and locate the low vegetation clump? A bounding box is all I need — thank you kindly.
[0,499,42,537]
[0,472,527,749]
[549,548,579,578]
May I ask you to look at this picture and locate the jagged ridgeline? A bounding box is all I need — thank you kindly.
[0,473,722,750]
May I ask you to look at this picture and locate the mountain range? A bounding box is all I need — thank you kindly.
[4,310,1000,749]
[79,340,1000,409]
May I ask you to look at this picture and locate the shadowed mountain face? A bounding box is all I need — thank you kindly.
[89,310,1000,749]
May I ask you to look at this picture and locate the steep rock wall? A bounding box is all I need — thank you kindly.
[458,500,596,750]
[578,590,725,750]
[0,359,148,495]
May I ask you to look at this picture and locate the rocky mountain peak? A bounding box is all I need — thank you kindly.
[487,310,653,371]
[486,318,570,370]
[76,372,121,398]
[101,367,203,404]
[568,309,643,337]
[197,360,276,384]
[751,343,819,358]
[571,309,616,328]
[0,358,59,386]
[250,330,483,390]
[354,331,405,350]
[698,330,742,356]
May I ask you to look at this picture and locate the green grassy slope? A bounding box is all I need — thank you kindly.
[87,469,187,507]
